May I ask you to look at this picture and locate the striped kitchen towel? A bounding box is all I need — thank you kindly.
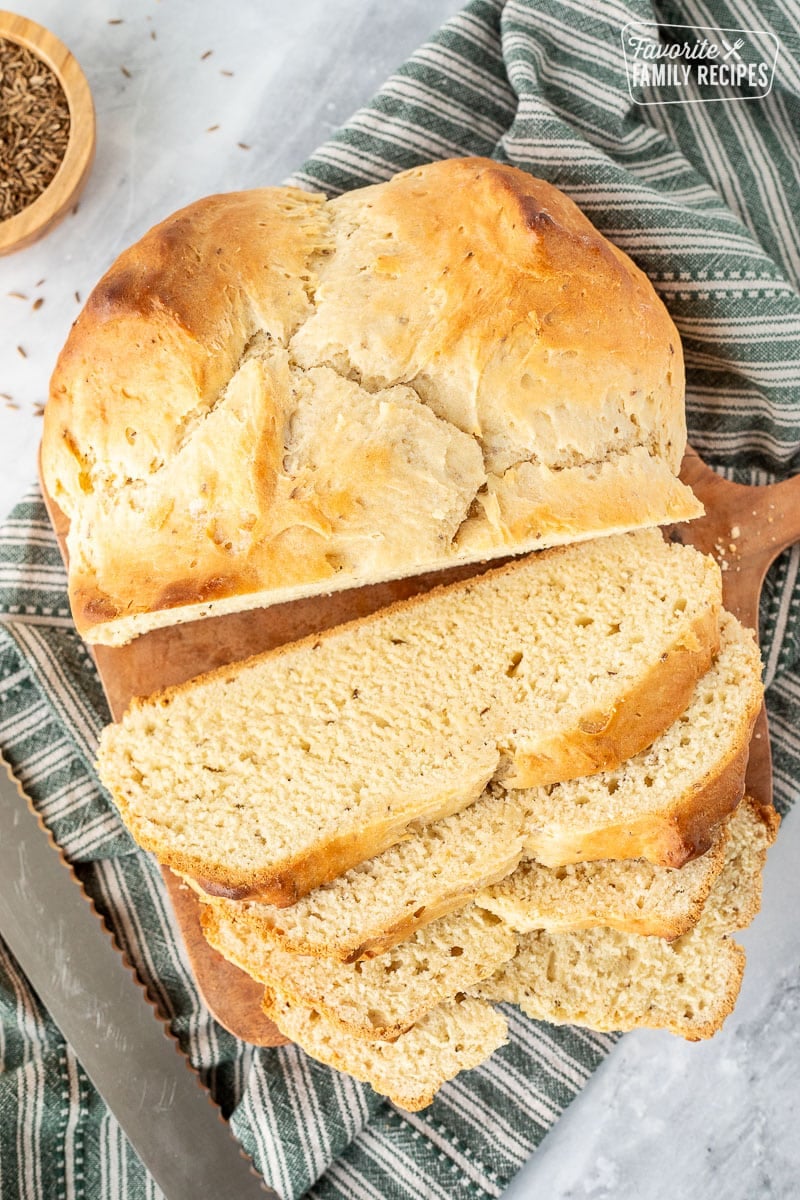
[1,0,799,1197]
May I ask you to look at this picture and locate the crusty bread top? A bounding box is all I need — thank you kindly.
[43,157,700,645]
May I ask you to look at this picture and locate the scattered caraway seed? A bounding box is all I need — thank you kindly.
[120,65,132,79]
[32,297,44,310]
[201,50,213,60]
[16,345,26,358]
[238,142,251,150]
[0,392,12,400]
[74,290,81,302]
[207,124,219,132]
[150,30,157,41]
[33,402,45,418]
[220,69,234,76]
[108,18,123,24]
[5,399,20,410]
[8,291,27,300]
[0,38,71,220]
[35,278,44,286]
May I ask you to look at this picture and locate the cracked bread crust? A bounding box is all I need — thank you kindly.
[43,158,701,646]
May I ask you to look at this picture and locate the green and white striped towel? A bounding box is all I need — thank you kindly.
[1,1,799,1196]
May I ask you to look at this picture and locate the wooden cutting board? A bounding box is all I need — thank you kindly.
[40,449,800,1045]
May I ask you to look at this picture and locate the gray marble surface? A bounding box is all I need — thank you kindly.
[1,4,799,1199]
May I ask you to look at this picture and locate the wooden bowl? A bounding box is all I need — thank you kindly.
[0,11,95,255]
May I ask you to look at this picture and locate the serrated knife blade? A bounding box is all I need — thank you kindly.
[0,753,277,1200]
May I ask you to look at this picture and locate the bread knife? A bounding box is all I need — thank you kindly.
[0,753,277,1200]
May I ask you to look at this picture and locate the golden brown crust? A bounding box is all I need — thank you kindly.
[526,740,751,870]
[505,606,720,788]
[44,158,700,647]
[745,794,782,844]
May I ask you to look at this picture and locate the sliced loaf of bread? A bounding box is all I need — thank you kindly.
[260,991,508,1112]
[203,902,517,1041]
[252,799,776,1107]
[474,796,778,1039]
[202,799,774,1043]
[196,612,756,961]
[97,530,720,902]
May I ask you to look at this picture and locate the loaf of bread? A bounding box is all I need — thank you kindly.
[96,530,720,902]
[474,797,777,1038]
[260,991,508,1113]
[42,157,701,646]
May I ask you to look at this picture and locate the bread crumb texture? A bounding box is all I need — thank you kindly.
[97,530,722,898]
[474,794,777,1039]
[195,612,760,959]
[204,901,516,1040]
[42,158,701,644]
[261,990,508,1112]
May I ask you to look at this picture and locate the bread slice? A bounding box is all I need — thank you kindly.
[97,530,720,903]
[478,918,745,1040]
[695,794,779,933]
[194,611,758,961]
[202,903,517,1041]
[474,796,778,1039]
[202,790,529,962]
[477,822,728,939]
[261,990,508,1112]
[519,610,762,868]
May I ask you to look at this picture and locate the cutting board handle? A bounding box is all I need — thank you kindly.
[676,448,800,808]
